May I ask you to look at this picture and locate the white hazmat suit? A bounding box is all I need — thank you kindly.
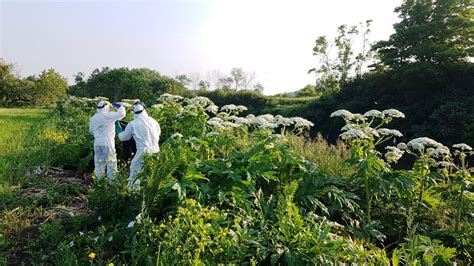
[89,100,126,179]
[118,103,161,186]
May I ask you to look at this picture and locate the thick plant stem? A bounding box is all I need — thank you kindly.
[417,165,428,210]
[455,157,467,231]
[418,181,424,207]
[455,186,464,231]
[365,174,371,223]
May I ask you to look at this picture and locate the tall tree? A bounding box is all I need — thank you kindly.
[230,67,246,90]
[188,72,201,90]
[0,60,21,104]
[372,0,474,68]
[253,82,264,94]
[175,74,192,87]
[33,69,68,105]
[334,25,359,85]
[217,76,233,90]
[308,36,339,93]
[69,67,188,105]
[242,71,256,90]
[355,20,373,78]
[198,80,210,90]
[309,22,369,94]
[1,60,68,105]
[297,84,319,97]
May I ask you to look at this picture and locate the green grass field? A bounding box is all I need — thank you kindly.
[0,108,51,183]
[0,108,89,264]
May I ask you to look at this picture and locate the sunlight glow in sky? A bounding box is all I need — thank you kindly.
[1,0,402,95]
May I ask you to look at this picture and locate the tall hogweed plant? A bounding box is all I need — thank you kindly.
[330,109,405,224]
[332,108,473,236]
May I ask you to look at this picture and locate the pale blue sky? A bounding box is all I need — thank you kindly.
[1,0,402,94]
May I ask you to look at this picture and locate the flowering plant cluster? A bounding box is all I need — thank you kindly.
[332,108,473,239]
[42,99,472,265]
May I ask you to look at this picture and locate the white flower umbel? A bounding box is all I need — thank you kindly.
[277,117,293,127]
[407,137,441,152]
[205,105,219,114]
[221,104,238,112]
[151,104,164,109]
[250,117,276,129]
[330,109,354,120]
[382,109,405,118]
[236,105,248,112]
[377,128,403,138]
[364,127,380,138]
[351,113,366,122]
[235,117,250,125]
[341,124,355,131]
[119,102,133,108]
[363,110,383,118]
[257,114,275,123]
[385,146,404,163]
[339,129,369,140]
[228,115,239,121]
[453,143,472,151]
[291,117,314,129]
[121,99,139,105]
[188,96,213,107]
[160,93,184,102]
[208,117,223,123]
[433,145,450,157]
[222,121,239,128]
[207,120,223,128]
[397,142,408,150]
[216,112,229,119]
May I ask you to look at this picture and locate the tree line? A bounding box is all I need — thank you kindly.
[1,0,472,147]
[0,60,68,106]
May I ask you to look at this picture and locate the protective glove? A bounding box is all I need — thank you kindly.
[112,102,122,108]
[115,121,124,134]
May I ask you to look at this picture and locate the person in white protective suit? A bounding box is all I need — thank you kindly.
[118,102,161,187]
[89,100,126,179]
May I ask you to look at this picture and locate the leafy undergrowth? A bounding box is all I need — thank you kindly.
[1,167,92,265]
[1,97,473,265]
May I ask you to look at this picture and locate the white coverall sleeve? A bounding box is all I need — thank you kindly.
[118,123,133,142]
[105,106,126,122]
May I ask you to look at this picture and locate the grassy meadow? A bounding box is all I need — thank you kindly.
[0,108,52,190]
[0,108,90,264]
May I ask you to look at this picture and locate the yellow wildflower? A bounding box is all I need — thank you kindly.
[88,252,96,260]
